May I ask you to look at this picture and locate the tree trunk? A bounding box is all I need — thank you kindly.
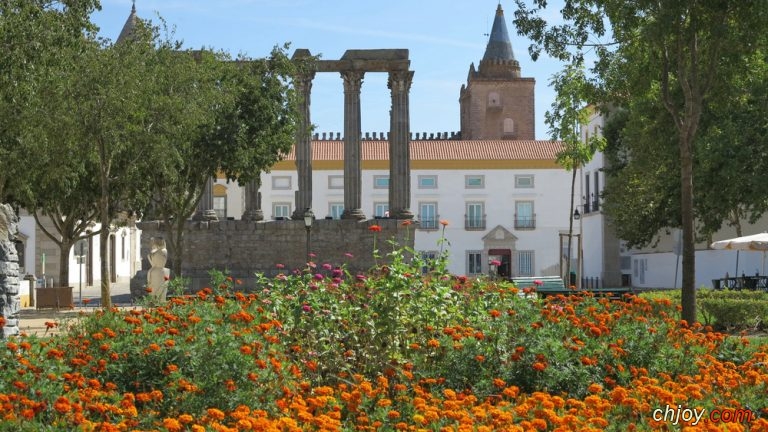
[58,240,72,287]
[99,196,111,308]
[680,135,696,324]
[566,167,577,287]
[164,218,184,278]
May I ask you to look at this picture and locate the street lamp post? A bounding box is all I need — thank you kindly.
[573,207,583,290]
[303,208,314,261]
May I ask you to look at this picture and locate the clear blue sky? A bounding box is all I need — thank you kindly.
[92,1,565,140]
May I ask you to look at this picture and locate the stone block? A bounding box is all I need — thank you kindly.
[0,262,18,276]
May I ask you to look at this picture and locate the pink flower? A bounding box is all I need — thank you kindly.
[313,273,324,281]
[276,263,285,269]
[533,280,543,286]
[344,253,354,258]
[322,263,333,270]
[309,252,317,258]
[490,260,502,267]
[302,304,312,312]
[356,274,367,281]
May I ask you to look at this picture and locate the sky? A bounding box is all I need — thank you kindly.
[91,0,567,140]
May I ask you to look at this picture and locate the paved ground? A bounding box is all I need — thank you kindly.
[17,280,136,337]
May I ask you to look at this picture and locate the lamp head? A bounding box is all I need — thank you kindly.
[303,208,314,228]
[573,209,581,220]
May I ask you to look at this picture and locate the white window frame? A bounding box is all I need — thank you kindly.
[467,251,483,275]
[213,196,227,220]
[517,251,534,277]
[515,175,534,188]
[515,201,535,229]
[465,202,484,230]
[373,202,389,218]
[465,175,484,189]
[418,202,438,230]
[272,176,292,190]
[373,175,390,189]
[329,203,344,220]
[328,175,344,189]
[272,202,291,220]
[418,175,438,189]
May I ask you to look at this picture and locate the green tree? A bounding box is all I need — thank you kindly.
[0,0,100,296]
[0,0,98,202]
[546,61,605,285]
[67,22,163,308]
[514,0,767,323]
[138,35,299,277]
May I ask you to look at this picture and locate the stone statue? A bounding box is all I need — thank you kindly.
[146,237,169,301]
[0,204,20,338]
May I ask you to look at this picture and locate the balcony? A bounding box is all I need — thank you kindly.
[464,215,486,230]
[418,215,440,230]
[514,214,536,229]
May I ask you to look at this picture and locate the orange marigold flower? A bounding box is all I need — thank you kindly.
[368,224,382,232]
[588,383,603,394]
[489,309,501,318]
[532,362,547,372]
[401,220,412,226]
[162,418,183,432]
[45,321,57,329]
[207,408,225,420]
[427,339,440,348]
[387,410,401,419]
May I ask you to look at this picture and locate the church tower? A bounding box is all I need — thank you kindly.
[460,4,535,140]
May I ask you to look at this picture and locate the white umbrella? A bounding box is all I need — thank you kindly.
[711,232,768,276]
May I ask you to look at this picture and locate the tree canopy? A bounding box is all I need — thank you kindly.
[513,0,768,323]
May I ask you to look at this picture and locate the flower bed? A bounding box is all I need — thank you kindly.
[2,246,768,431]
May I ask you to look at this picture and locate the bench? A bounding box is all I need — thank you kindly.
[511,276,632,300]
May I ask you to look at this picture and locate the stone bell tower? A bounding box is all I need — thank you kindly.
[459,3,535,140]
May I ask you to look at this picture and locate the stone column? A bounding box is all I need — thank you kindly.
[0,204,20,338]
[388,70,414,219]
[193,177,218,221]
[340,70,366,220]
[242,179,264,221]
[292,72,316,220]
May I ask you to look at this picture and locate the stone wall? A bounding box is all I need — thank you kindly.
[0,204,20,338]
[131,218,412,298]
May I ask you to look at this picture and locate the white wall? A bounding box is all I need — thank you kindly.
[630,249,765,289]
[252,166,573,276]
[18,214,37,275]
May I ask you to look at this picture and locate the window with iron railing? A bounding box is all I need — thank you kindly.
[514,201,535,229]
[514,214,536,229]
[418,202,439,230]
[465,202,486,230]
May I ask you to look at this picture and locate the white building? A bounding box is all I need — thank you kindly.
[216,139,574,277]
[578,108,768,290]
[16,210,139,291]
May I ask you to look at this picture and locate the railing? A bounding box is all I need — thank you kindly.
[514,214,536,229]
[418,216,440,230]
[464,215,486,230]
[713,276,768,290]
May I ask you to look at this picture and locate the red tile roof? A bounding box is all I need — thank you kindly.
[280,140,561,161]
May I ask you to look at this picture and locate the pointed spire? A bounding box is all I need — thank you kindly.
[482,3,515,61]
[116,1,138,43]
